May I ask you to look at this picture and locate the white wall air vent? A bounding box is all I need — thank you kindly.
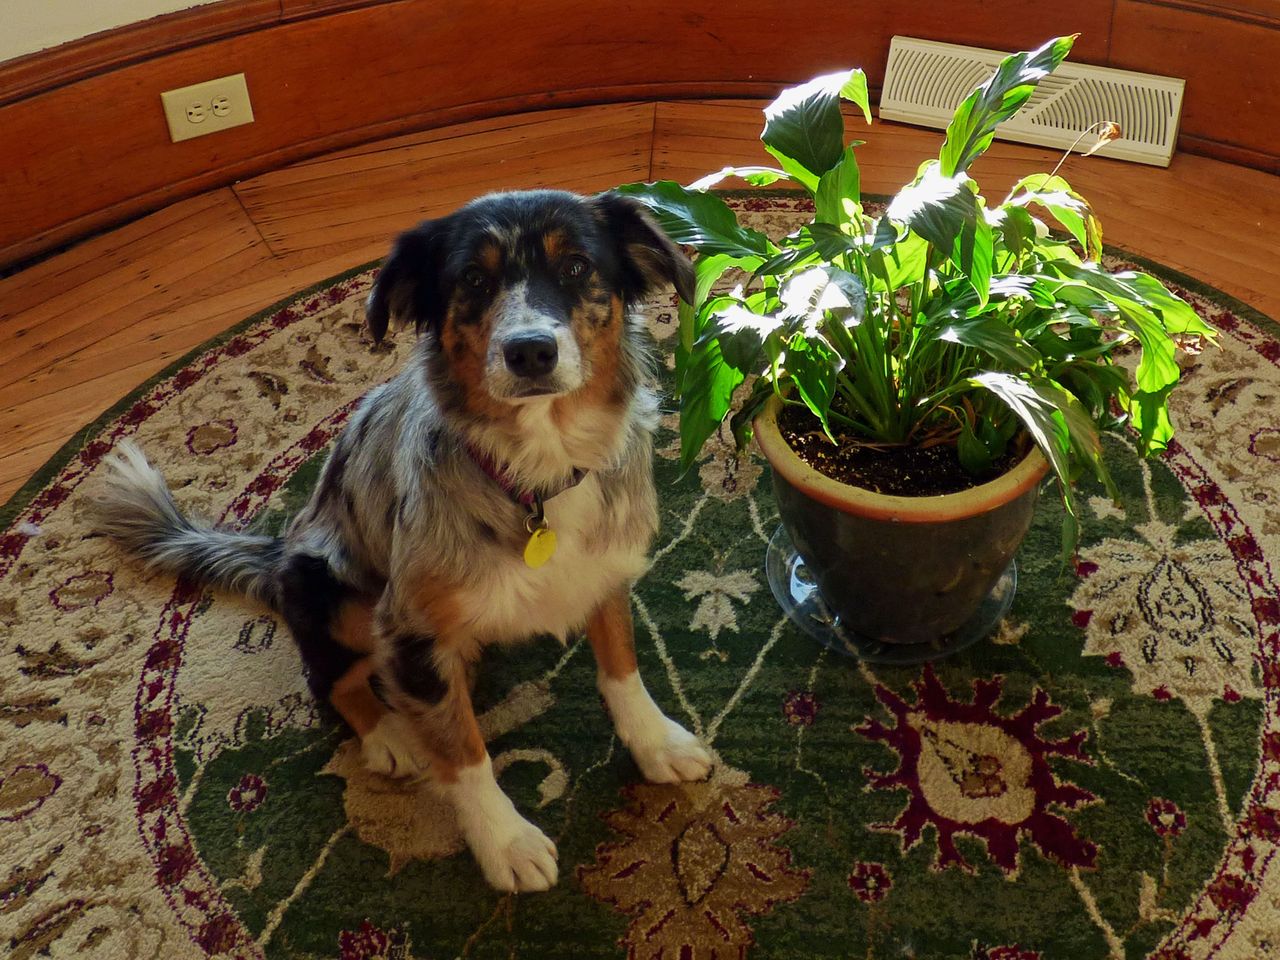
[879,37,1186,167]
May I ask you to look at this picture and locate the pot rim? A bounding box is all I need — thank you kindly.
[754,393,1051,523]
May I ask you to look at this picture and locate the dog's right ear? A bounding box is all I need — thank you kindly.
[364,218,452,343]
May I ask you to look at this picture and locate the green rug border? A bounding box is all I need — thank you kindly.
[3,192,1277,530]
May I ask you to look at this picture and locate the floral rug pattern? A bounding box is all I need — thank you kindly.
[2,196,1279,959]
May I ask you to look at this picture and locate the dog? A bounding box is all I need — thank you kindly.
[92,189,710,892]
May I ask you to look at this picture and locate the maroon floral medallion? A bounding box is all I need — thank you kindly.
[782,690,818,727]
[856,667,1097,875]
[846,861,892,903]
[227,774,268,813]
[1145,798,1188,838]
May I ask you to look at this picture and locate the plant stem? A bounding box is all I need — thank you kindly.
[835,379,884,433]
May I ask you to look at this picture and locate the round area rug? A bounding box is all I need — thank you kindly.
[3,195,1280,960]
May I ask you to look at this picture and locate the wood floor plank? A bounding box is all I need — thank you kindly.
[242,104,653,189]
[2,99,1278,505]
[235,103,657,258]
[0,191,273,395]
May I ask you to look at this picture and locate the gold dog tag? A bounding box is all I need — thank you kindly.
[523,524,557,569]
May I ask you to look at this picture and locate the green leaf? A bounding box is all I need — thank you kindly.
[815,144,863,226]
[804,223,862,260]
[1007,173,1102,260]
[978,415,1015,461]
[870,214,903,251]
[1038,378,1116,497]
[990,204,1037,260]
[968,372,1070,481]
[939,35,1077,176]
[779,265,866,334]
[678,339,746,471]
[928,314,1042,370]
[954,198,994,305]
[1120,272,1217,338]
[1128,384,1176,454]
[967,370,1119,556]
[967,371,1079,555]
[675,255,758,393]
[866,231,929,291]
[615,181,776,258]
[840,70,873,124]
[730,378,775,450]
[1041,262,1186,396]
[957,418,994,473]
[987,274,1038,302]
[886,163,979,253]
[679,254,739,347]
[752,223,858,279]
[707,303,784,371]
[1059,361,1130,425]
[1061,512,1081,565]
[688,166,794,191]
[785,336,839,438]
[762,69,871,190]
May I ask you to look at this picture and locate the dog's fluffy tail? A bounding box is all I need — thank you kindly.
[91,441,284,608]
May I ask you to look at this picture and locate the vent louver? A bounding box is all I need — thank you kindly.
[879,37,1185,167]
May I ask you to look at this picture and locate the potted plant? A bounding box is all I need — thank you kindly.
[618,36,1215,657]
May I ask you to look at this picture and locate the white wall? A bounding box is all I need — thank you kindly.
[0,0,224,63]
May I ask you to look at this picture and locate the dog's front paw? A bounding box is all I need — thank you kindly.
[462,804,559,893]
[628,717,714,784]
[360,714,426,779]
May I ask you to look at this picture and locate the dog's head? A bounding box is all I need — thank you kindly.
[365,190,694,410]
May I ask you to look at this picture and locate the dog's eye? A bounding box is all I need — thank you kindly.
[561,256,590,282]
[462,266,488,291]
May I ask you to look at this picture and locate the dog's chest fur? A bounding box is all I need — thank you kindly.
[447,396,658,645]
[452,473,652,645]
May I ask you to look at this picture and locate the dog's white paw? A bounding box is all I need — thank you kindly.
[628,716,714,784]
[599,672,713,784]
[465,809,559,893]
[447,756,559,892]
[360,715,425,779]
[457,791,558,891]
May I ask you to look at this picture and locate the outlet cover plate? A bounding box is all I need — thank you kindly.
[161,73,254,143]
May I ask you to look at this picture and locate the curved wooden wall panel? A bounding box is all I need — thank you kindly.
[0,0,1274,269]
[1110,0,1280,171]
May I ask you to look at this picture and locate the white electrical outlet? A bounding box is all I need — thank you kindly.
[161,73,254,143]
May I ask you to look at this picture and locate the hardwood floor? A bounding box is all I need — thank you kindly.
[2,100,1278,503]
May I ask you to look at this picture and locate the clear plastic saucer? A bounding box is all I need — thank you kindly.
[764,524,1016,665]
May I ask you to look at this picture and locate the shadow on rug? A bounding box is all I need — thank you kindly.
[3,196,1280,960]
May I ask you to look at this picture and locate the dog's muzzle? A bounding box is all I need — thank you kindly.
[502,332,559,379]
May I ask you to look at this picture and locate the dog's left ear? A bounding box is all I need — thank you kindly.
[592,192,696,306]
[365,217,453,343]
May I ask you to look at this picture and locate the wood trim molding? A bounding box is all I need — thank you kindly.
[1123,0,1280,29]
[0,0,285,107]
[0,0,438,107]
[1178,135,1280,175]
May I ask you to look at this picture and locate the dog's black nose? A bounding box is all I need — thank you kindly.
[502,332,558,378]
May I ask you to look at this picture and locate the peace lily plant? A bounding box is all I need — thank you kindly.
[619,35,1215,558]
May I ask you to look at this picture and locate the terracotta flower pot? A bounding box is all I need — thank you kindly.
[753,395,1050,646]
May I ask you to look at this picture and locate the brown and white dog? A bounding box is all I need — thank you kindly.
[93,189,710,892]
